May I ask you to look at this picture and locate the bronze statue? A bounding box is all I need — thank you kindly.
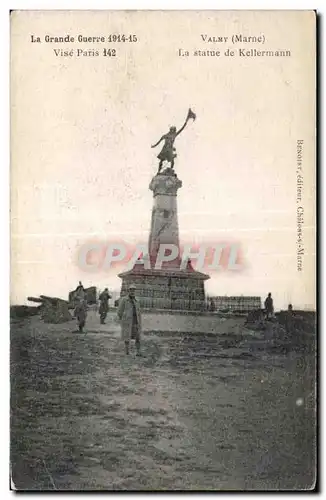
[151,108,196,173]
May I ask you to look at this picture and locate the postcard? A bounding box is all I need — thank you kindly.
[10,10,316,491]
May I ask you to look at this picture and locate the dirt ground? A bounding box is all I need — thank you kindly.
[10,310,316,491]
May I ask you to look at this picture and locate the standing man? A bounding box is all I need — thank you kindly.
[99,287,112,324]
[117,284,142,356]
[285,304,294,337]
[74,296,87,333]
[264,292,274,320]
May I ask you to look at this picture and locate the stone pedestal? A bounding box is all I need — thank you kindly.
[118,168,210,311]
[148,169,182,255]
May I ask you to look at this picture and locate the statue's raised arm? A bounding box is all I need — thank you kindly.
[176,108,196,137]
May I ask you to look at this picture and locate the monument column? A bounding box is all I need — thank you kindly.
[148,168,182,257]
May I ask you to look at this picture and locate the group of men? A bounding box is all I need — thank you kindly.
[73,282,142,355]
[72,285,290,354]
[73,282,112,330]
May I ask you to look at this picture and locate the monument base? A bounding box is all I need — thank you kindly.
[118,260,209,312]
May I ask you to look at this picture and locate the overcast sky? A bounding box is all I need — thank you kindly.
[11,10,315,309]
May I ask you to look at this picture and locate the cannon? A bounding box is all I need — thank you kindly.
[27,295,72,324]
[27,297,44,304]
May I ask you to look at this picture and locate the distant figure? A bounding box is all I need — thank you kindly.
[99,288,112,324]
[285,303,294,336]
[209,298,215,312]
[74,297,87,333]
[117,284,142,356]
[151,108,196,173]
[264,292,274,319]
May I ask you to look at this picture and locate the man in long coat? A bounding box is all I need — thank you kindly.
[117,284,142,355]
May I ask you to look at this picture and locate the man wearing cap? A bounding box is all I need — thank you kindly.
[117,284,142,356]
